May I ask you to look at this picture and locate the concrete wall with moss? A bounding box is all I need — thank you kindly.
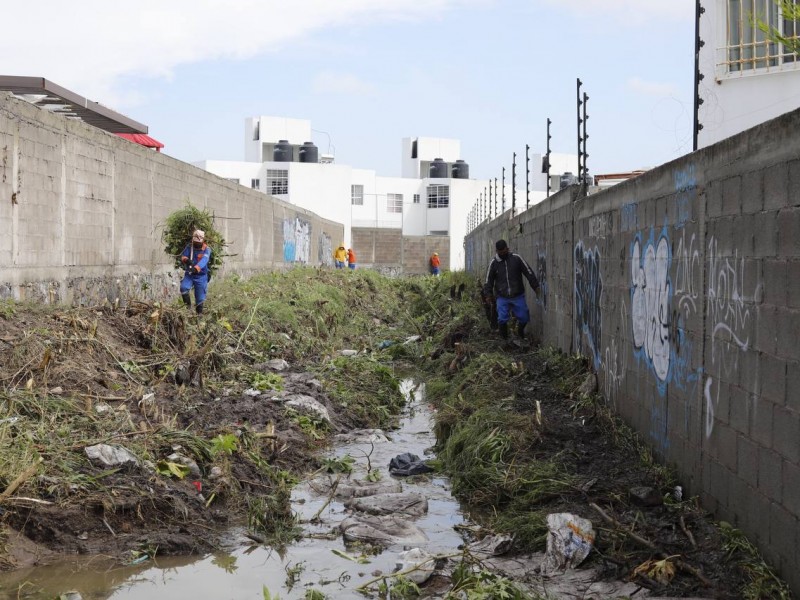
[0,93,343,305]
[466,108,800,594]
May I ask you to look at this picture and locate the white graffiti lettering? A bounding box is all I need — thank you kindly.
[674,230,701,318]
[631,235,671,381]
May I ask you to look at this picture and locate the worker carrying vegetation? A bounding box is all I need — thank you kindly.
[430,252,441,276]
[347,247,357,270]
[483,239,540,340]
[334,245,347,269]
[180,229,211,314]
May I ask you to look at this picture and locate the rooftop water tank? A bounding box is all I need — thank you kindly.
[560,171,578,189]
[429,158,448,178]
[451,159,469,179]
[273,140,293,162]
[298,141,319,163]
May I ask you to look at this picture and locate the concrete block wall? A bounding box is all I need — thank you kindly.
[0,93,343,305]
[351,227,448,276]
[466,109,800,593]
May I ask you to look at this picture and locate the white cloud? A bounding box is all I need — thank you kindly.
[539,0,693,23]
[312,71,376,96]
[627,77,680,97]
[0,0,476,107]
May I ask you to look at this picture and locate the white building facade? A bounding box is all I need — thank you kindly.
[197,117,507,270]
[698,0,800,147]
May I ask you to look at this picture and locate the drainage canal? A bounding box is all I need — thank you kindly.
[1,379,467,599]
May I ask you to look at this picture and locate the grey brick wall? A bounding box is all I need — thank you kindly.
[466,108,800,594]
[0,93,343,304]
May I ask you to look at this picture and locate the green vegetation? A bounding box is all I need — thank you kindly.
[720,522,792,600]
[161,202,227,276]
[757,0,800,56]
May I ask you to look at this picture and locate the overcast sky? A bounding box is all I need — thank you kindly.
[2,0,695,180]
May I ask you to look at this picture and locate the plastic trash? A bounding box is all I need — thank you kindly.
[388,453,434,477]
[395,548,436,584]
[540,513,595,575]
[85,444,139,468]
[377,340,395,349]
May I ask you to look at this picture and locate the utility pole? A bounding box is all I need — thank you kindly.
[511,153,517,215]
[582,90,589,186]
[545,118,552,198]
[577,78,584,185]
[501,167,506,214]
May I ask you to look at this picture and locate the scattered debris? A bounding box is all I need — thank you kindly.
[388,452,434,477]
[540,513,595,575]
[84,444,139,468]
[346,492,428,517]
[340,514,428,546]
[395,547,436,585]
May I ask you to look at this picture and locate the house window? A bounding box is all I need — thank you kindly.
[251,178,260,190]
[387,193,403,213]
[351,184,364,206]
[266,170,288,195]
[427,185,449,208]
[725,0,799,71]
[413,194,420,204]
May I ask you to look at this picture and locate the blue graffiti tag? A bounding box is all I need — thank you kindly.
[673,164,696,228]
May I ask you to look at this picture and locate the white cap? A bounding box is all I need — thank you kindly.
[192,229,205,242]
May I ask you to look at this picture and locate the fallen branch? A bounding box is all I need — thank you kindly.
[679,515,697,550]
[590,503,711,587]
[3,496,54,507]
[356,552,463,592]
[308,474,341,523]
[0,457,44,504]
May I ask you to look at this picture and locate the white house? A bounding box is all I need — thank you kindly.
[197,116,559,269]
[697,0,800,147]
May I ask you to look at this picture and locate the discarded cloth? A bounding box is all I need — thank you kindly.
[388,452,434,477]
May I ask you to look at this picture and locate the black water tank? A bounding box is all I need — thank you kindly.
[429,158,448,178]
[273,140,293,162]
[298,141,318,163]
[451,159,469,179]
[560,171,578,189]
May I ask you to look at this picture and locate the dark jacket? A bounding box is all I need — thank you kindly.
[483,253,539,299]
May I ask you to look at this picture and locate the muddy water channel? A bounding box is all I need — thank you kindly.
[2,380,468,599]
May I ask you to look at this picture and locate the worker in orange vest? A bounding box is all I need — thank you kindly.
[347,248,357,270]
[430,252,441,276]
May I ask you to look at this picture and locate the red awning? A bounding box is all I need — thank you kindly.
[115,132,164,151]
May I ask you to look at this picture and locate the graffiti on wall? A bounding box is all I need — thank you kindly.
[704,237,758,438]
[673,164,696,228]
[465,237,474,273]
[574,241,602,368]
[537,247,548,311]
[631,229,672,384]
[674,229,702,319]
[621,202,638,232]
[318,232,333,267]
[282,217,311,264]
[603,299,629,407]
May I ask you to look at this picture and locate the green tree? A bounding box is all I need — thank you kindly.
[757,0,800,56]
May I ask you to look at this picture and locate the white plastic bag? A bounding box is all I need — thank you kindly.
[540,513,595,575]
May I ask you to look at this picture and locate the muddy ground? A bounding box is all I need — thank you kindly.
[0,271,791,599]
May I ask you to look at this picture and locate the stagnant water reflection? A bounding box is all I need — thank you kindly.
[0,380,466,599]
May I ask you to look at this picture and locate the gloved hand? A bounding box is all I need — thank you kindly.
[181,256,188,264]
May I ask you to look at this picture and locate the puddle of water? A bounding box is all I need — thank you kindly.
[0,380,466,600]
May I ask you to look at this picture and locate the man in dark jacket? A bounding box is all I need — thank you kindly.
[483,239,541,340]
